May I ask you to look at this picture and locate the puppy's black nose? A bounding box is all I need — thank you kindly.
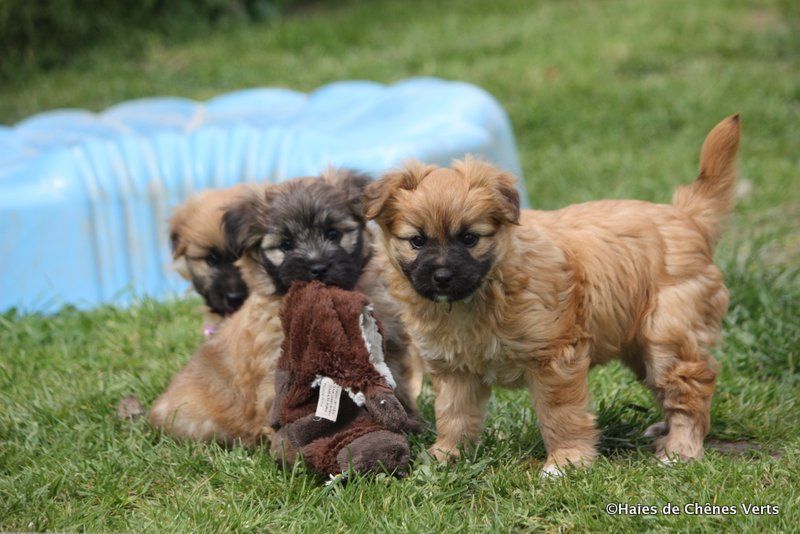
[433,268,453,285]
[224,291,246,310]
[309,263,329,278]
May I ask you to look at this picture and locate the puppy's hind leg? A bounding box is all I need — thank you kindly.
[529,342,599,476]
[148,375,231,445]
[642,321,719,462]
[620,351,669,439]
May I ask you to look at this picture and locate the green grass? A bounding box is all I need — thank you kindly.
[1,0,799,530]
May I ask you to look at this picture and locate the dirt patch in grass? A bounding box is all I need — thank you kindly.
[707,438,783,458]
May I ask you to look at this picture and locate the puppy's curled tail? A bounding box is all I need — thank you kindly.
[672,114,740,248]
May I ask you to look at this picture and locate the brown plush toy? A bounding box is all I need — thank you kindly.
[268,280,419,477]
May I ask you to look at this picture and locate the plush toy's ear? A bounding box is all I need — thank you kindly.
[363,161,436,222]
[358,305,396,389]
[222,186,270,255]
[323,168,373,222]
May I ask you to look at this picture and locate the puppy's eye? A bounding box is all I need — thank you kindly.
[279,239,294,252]
[325,229,342,242]
[205,252,222,266]
[409,235,427,249]
[461,232,479,248]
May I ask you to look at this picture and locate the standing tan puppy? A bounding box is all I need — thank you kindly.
[364,116,740,474]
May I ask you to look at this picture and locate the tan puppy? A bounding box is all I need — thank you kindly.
[149,170,419,446]
[169,185,257,336]
[363,116,740,474]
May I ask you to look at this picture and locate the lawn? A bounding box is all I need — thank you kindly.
[2,0,799,530]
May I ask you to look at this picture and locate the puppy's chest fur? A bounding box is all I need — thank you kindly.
[414,309,530,386]
[399,254,585,387]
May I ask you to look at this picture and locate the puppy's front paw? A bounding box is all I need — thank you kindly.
[657,454,678,467]
[540,448,596,478]
[427,442,460,463]
[539,463,565,479]
[654,433,704,462]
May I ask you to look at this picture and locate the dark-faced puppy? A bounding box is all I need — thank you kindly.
[222,168,421,414]
[224,172,370,296]
[169,185,255,333]
[149,169,422,447]
[364,161,517,305]
[365,116,739,475]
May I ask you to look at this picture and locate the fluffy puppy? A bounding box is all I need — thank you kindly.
[169,185,255,335]
[363,116,740,473]
[149,170,420,446]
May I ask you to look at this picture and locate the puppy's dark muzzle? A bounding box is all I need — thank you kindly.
[223,290,247,312]
[433,268,454,286]
[426,266,483,302]
[309,262,329,279]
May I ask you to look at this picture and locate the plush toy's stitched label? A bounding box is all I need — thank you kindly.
[315,377,342,421]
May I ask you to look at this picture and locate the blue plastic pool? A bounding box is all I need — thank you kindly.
[0,77,525,313]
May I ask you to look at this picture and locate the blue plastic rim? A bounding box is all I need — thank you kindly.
[0,77,526,313]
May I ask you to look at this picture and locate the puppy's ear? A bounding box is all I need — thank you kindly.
[324,168,373,222]
[169,229,186,258]
[168,204,191,279]
[168,206,190,259]
[172,256,191,280]
[222,186,269,255]
[363,161,436,221]
[456,156,521,225]
[493,173,521,225]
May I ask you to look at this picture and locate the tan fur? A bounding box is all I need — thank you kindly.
[365,115,740,470]
[169,184,259,329]
[151,186,419,445]
[149,289,283,445]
